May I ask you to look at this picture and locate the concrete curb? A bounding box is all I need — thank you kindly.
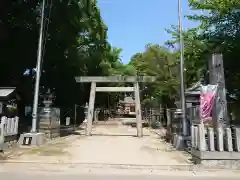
[0,161,240,172]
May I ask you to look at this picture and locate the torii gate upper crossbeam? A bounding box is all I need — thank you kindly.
[75,76,155,83]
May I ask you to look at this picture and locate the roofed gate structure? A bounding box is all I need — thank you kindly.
[75,76,155,137]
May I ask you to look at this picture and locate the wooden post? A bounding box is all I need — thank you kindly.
[134,82,142,137]
[86,82,96,136]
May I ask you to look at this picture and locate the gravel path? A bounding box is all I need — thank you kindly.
[6,121,191,166]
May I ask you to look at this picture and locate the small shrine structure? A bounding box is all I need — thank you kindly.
[0,87,20,118]
[119,96,136,115]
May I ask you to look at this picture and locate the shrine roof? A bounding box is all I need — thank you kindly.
[0,87,16,97]
[119,96,135,104]
[185,81,201,95]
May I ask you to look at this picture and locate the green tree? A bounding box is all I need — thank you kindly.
[170,0,240,120]
[129,44,179,107]
[0,0,122,124]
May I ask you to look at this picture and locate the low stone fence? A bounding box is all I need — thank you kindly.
[191,124,240,164]
[0,116,19,150]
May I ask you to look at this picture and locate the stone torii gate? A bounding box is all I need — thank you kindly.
[75,76,155,137]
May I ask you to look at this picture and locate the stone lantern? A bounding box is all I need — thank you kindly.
[172,108,183,134]
[38,89,60,139]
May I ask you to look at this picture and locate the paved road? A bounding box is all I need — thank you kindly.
[0,172,239,180]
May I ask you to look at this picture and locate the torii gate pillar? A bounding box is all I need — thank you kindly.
[134,82,143,137]
[86,82,96,136]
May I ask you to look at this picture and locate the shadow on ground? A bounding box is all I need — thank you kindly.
[59,127,84,137]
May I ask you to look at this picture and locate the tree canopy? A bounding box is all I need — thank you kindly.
[122,0,240,116]
[0,0,124,123]
[2,0,240,121]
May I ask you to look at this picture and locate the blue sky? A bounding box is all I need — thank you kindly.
[97,0,199,64]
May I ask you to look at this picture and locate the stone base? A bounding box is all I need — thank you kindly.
[173,134,190,150]
[0,135,18,151]
[191,149,240,169]
[0,142,8,151]
[191,149,240,160]
[80,122,87,128]
[18,132,45,146]
[196,160,240,169]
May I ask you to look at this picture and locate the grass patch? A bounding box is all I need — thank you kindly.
[28,146,67,156]
[39,148,67,156]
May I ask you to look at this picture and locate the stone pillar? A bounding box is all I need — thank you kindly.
[86,82,96,136]
[14,116,19,135]
[193,126,198,149]
[216,127,224,151]
[65,117,70,126]
[0,118,5,146]
[234,128,240,152]
[134,82,143,137]
[208,127,215,151]
[94,109,99,122]
[209,54,229,127]
[225,128,233,152]
[198,124,206,151]
[191,126,196,148]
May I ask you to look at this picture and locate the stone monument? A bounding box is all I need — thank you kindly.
[208,54,229,127]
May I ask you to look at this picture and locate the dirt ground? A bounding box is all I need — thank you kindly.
[1,120,240,177]
[6,120,191,166]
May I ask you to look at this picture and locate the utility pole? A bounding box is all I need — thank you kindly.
[18,0,48,146]
[178,0,187,136]
[31,0,46,133]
